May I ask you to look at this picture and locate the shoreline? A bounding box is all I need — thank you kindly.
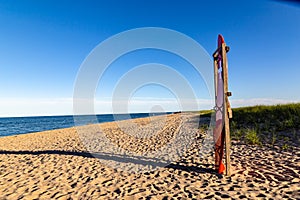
[0,112,175,138]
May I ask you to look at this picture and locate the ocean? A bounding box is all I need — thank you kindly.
[0,113,171,137]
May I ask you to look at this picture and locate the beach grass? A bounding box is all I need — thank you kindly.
[230,103,300,131]
[201,103,300,148]
[230,103,300,148]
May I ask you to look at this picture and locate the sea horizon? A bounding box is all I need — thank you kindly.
[0,111,179,119]
[0,112,174,138]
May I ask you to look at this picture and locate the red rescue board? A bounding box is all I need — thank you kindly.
[214,34,226,174]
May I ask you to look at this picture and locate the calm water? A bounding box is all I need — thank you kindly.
[0,113,171,137]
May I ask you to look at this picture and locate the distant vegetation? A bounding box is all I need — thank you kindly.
[230,103,300,131]
[201,103,300,149]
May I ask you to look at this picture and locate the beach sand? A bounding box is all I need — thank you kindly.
[0,113,299,199]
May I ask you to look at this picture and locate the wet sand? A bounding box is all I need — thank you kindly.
[0,113,299,199]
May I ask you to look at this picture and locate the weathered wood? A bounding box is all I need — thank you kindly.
[221,43,231,176]
[213,59,218,99]
[213,47,222,58]
[228,102,233,119]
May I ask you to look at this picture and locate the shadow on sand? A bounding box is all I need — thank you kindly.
[0,149,217,176]
[0,113,218,175]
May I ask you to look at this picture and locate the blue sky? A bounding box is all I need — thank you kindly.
[0,0,300,116]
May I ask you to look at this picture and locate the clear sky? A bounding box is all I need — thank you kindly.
[0,0,300,117]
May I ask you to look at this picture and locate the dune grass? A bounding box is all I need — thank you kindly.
[230,103,300,131]
[200,103,300,148]
[230,103,300,148]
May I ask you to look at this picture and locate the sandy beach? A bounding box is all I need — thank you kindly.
[0,113,299,199]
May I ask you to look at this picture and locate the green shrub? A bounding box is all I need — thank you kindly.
[231,129,243,140]
[271,130,277,146]
[282,143,289,150]
[245,128,261,145]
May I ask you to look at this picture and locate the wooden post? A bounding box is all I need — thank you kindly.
[221,43,231,176]
[213,59,218,102]
[213,35,232,176]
